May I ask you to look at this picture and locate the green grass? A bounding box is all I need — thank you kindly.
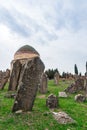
[0,80,87,130]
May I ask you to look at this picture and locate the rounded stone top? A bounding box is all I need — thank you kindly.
[15,45,39,55]
[14,45,40,60]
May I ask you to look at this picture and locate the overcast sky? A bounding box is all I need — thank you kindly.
[0,0,87,74]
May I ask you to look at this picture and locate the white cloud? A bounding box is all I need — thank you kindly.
[0,0,87,74]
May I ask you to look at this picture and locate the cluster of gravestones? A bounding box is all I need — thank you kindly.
[1,59,87,112]
[54,72,74,84]
[53,72,87,103]
[0,56,52,112]
[8,64,60,112]
[64,76,87,102]
[0,69,10,90]
[7,57,50,112]
[7,63,60,112]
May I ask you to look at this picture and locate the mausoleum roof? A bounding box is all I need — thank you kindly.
[15,45,39,55]
[14,45,39,60]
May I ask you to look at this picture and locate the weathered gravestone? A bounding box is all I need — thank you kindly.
[46,94,59,109]
[39,73,48,94]
[0,69,10,90]
[12,57,44,112]
[8,60,22,91]
[75,78,84,90]
[65,78,84,93]
[54,72,59,85]
[59,92,68,97]
[75,94,86,102]
[52,111,76,124]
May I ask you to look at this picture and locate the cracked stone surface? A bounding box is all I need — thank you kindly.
[52,111,76,124]
[12,57,45,112]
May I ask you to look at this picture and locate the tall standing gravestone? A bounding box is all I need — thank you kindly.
[0,69,10,90]
[54,72,59,85]
[39,73,48,94]
[1,69,10,90]
[12,57,44,112]
[8,60,22,91]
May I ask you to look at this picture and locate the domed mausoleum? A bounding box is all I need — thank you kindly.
[11,45,40,69]
[14,45,39,60]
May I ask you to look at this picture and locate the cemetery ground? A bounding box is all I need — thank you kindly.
[0,80,87,130]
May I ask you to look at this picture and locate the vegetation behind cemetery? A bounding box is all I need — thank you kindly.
[0,80,87,130]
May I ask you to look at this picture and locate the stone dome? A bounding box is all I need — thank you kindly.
[14,45,39,60]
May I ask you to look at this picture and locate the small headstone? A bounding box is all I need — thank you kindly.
[59,92,68,97]
[75,94,86,102]
[12,57,44,112]
[39,73,48,94]
[54,72,59,85]
[46,94,58,109]
[52,111,76,124]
